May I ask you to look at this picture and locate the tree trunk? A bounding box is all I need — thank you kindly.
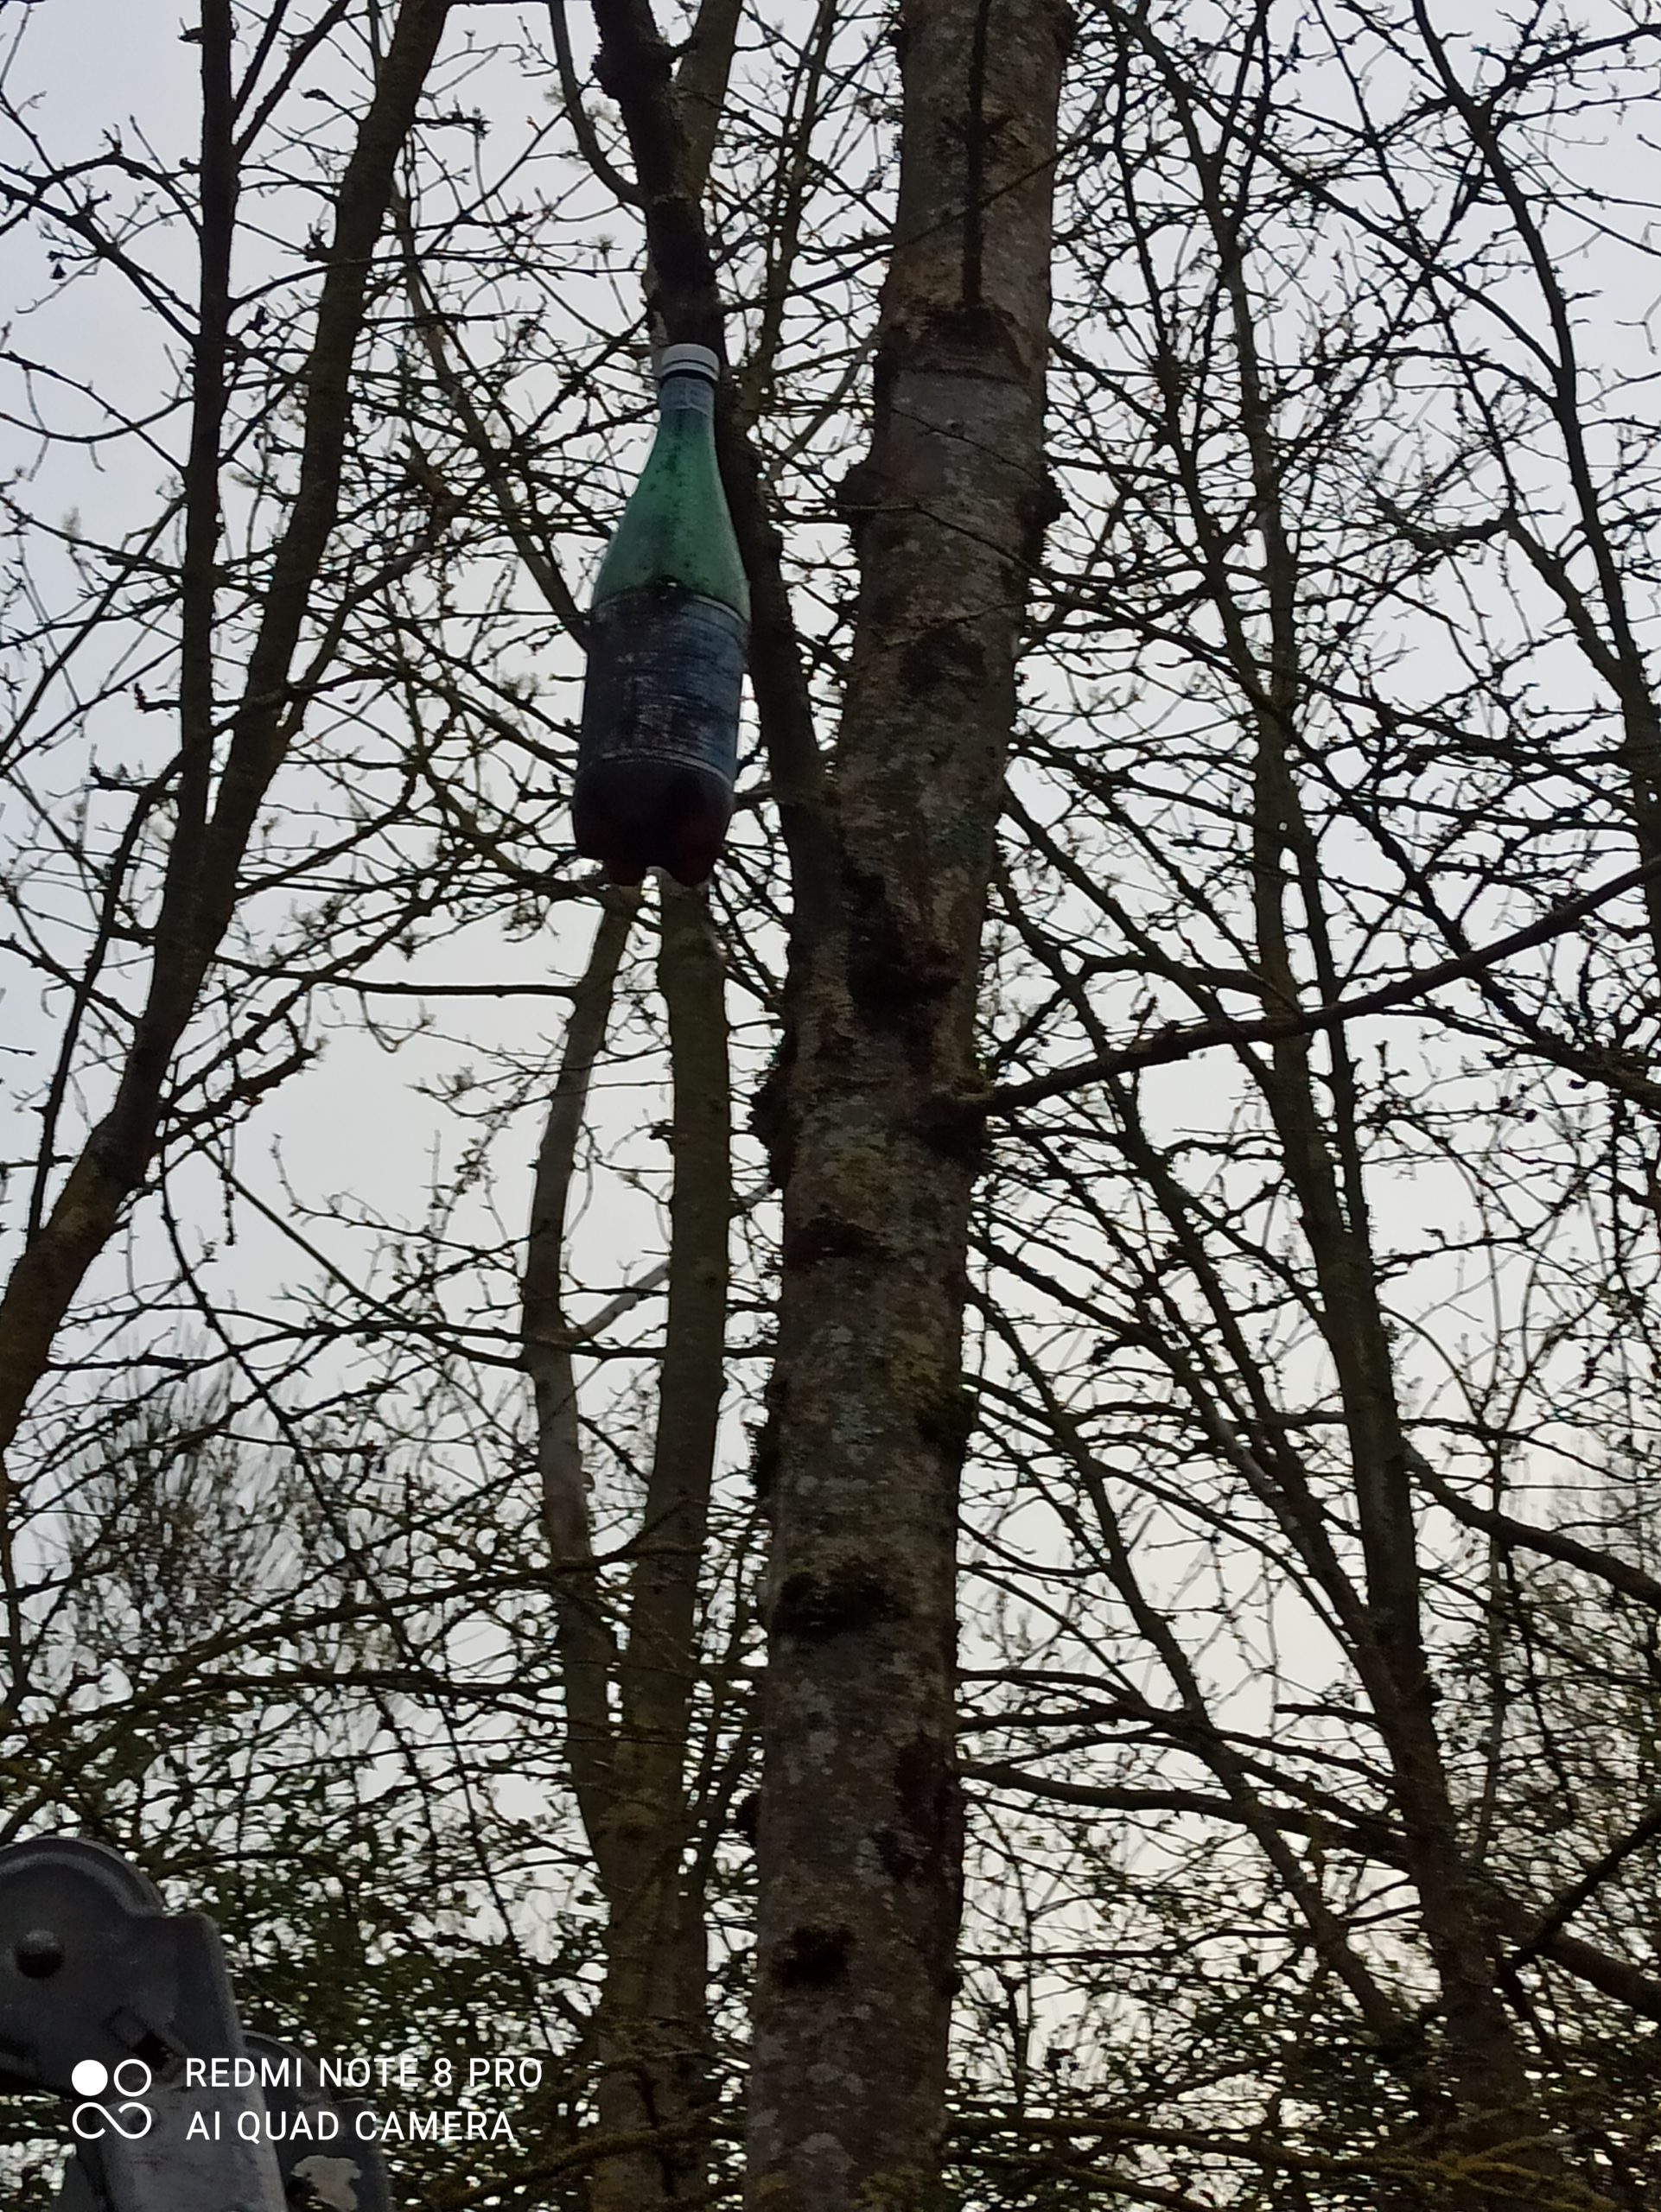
[594,880,731,2209]
[1246,589,1587,2202]
[523,883,731,2209]
[747,3,1068,2204]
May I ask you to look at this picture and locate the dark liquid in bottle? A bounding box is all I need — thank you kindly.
[573,757,734,887]
[575,585,745,887]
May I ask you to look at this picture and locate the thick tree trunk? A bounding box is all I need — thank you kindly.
[746,5,1068,2205]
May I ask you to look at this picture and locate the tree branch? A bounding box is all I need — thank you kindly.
[992,854,1661,1114]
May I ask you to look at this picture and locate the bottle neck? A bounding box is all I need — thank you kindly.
[659,371,716,422]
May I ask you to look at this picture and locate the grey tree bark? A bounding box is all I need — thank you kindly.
[746,3,1069,2204]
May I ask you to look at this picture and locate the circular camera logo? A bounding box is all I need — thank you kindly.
[70,2057,155,2141]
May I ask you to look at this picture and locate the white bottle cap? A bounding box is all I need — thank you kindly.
[658,343,721,384]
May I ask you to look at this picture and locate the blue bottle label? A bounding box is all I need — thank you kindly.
[578,586,748,788]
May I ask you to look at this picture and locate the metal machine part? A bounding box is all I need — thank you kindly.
[0,1836,388,2211]
[245,2035,388,2212]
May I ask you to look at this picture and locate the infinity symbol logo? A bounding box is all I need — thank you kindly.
[70,2057,155,2141]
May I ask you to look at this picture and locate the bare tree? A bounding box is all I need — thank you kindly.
[0,0,456,1474]
[6,7,1661,2212]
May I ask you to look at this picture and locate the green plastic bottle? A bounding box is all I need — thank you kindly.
[574,345,751,886]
